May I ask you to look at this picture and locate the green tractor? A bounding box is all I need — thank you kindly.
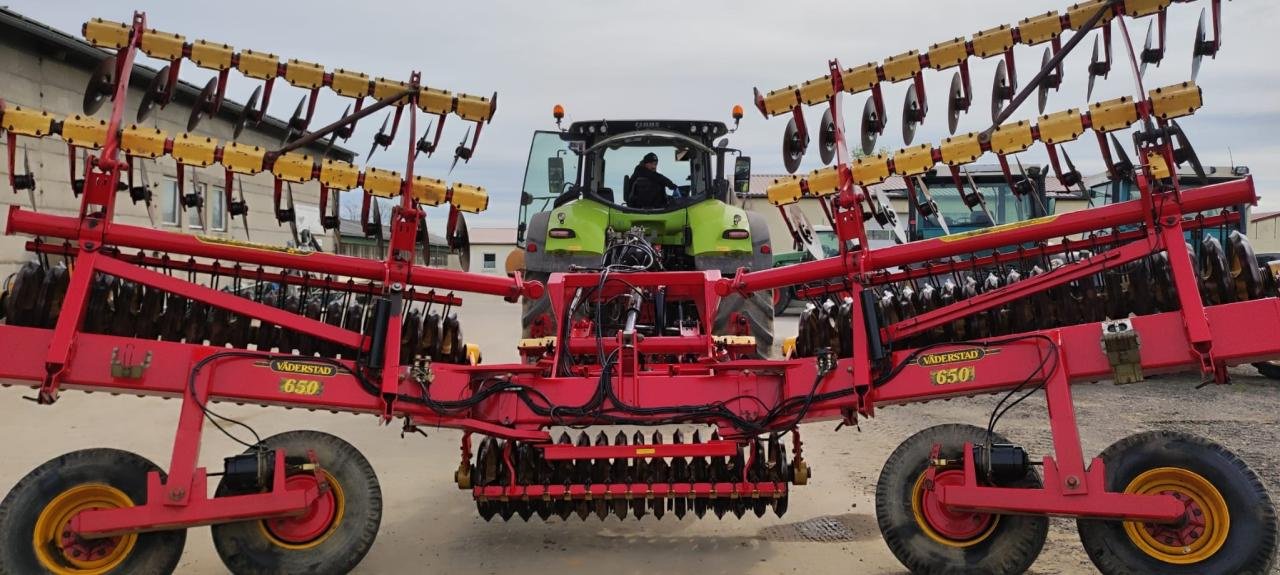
[509,117,775,357]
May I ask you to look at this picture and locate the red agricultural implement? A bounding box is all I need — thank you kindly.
[0,1,1277,574]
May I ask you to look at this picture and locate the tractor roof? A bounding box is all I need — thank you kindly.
[562,120,729,146]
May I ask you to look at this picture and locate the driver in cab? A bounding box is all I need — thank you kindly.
[627,152,678,209]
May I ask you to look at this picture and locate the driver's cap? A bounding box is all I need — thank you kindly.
[642,152,659,163]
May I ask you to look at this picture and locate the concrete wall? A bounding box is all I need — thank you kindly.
[1253,218,1280,255]
[0,40,332,278]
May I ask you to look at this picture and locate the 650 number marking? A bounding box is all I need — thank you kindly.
[280,378,324,396]
[930,366,976,386]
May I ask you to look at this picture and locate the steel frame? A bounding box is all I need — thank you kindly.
[0,3,1275,545]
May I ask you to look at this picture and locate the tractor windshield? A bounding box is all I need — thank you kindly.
[585,130,712,211]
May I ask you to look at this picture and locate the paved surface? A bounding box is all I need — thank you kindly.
[2,296,1279,574]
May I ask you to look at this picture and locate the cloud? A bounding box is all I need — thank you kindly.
[16,0,1277,225]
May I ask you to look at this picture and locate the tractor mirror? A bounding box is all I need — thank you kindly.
[733,156,752,196]
[547,156,565,195]
[521,191,533,206]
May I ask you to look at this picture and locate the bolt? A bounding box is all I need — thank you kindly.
[1065,476,1080,488]
[168,488,185,501]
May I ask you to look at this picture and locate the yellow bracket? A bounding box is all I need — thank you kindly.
[1037,108,1085,144]
[319,159,360,191]
[140,29,185,61]
[284,59,326,90]
[190,39,234,71]
[120,125,166,158]
[761,86,799,117]
[364,167,402,198]
[840,63,879,94]
[766,176,803,207]
[411,176,449,206]
[851,154,891,186]
[1,106,55,137]
[1123,0,1172,17]
[237,49,280,81]
[881,51,921,83]
[940,132,982,166]
[272,152,315,183]
[972,25,1015,58]
[1067,0,1115,30]
[61,115,109,149]
[989,120,1035,154]
[806,166,841,197]
[455,93,496,123]
[222,142,267,175]
[927,38,968,71]
[1148,82,1201,120]
[418,87,455,116]
[171,133,218,167]
[1146,150,1171,179]
[450,182,489,213]
[1018,12,1063,46]
[330,69,372,99]
[373,77,411,104]
[798,76,835,106]
[82,19,130,50]
[892,144,935,177]
[1089,96,1139,133]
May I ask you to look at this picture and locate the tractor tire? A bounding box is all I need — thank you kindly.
[0,448,187,575]
[876,424,1048,575]
[715,290,775,358]
[521,270,555,340]
[772,285,794,316]
[1077,431,1277,575]
[1254,361,1280,380]
[211,430,382,575]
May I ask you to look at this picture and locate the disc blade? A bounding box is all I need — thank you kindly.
[1037,48,1051,114]
[782,116,803,174]
[818,107,836,165]
[285,183,300,246]
[1192,8,1207,82]
[187,77,218,132]
[137,64,170,123]
[234,85,262,140]
[787,205,825,260]
[859,96,878,156]
[82,56,116,116]
[990,62,1009,124]
[873,188,908,244]
[947,72,963,135]
[1140,21,1154,79]
[901,88,920,146]
[1088,36,1100,100]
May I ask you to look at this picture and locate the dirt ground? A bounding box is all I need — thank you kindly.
[2,295,1279,574]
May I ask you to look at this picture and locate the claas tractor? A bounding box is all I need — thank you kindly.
[510,113,775,357]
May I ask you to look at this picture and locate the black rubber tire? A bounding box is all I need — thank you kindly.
[1077,431,1277,575]
[211,430,382,575]
[876,424,1048,575]
[0,448,187,574]
[715,291,776,358]
[772,286,794,316]
[1253,361,1280,380]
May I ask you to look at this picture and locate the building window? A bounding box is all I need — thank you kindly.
[209,185,226,231]
[161,179,179,225]
[483,252,496,270]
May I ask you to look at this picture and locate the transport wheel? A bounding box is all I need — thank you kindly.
[876,424,1048,575]
[0,448,187,574]
[1253,361,1280,380]
[772,285,793,316]
[211,430,382,575]
[715,291,775,358]
[1077,431,1277,575]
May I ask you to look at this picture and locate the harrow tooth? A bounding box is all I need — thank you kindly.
[35,263,69,330]
[136,284,164,340]
[5,261,45,327]
[631,431,649,519]
[401,308,421,363]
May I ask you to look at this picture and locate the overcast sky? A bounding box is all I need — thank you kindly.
[12,0,1279,226]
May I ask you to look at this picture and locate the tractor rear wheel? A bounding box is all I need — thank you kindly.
[0,448,187,574]
[211,430,382,575]
[772,285,793,316]
[1253,361,1280,380]
[876,424,1048,575]
[715,291,775,358]
[1077,431,1277,574]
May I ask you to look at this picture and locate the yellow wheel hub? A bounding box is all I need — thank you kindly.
[1123,467,1230,565]
[33,484,137,574]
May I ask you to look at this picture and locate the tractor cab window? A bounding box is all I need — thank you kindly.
[586,131,710,211]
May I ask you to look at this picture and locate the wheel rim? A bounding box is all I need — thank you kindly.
[259,470,345,549]
[33,484,138,574]
[911,471,999,548]
[1122,467,1230,565]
